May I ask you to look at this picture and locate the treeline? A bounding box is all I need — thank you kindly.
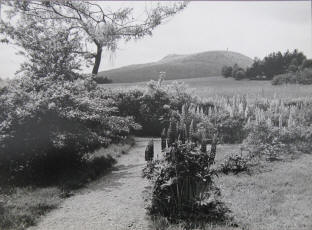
[221,49,312,84]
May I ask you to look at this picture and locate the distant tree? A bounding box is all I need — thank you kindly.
[233,69,246,80]
[301,59,312,70]
[221,65,232,78]
[1,1,187,75]
[221,63,246,80]
[297,68,312,84]
[246,50,307,80]
[287,58,300,73]
[231,64,239,76]
[283,49,306,68]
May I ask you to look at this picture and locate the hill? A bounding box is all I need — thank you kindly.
[97,50,253,83]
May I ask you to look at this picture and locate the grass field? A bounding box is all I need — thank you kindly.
[101,76,312,99]
[217,154,312,230]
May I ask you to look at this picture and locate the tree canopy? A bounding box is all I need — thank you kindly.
[0,0,187,75]
[246,50,307,80]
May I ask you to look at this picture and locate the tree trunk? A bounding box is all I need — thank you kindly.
[92,45,102,75]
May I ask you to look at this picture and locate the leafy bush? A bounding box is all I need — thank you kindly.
[112,87,171,137]
[143,142,230,223]
[297,68,312,84]
[219,153,248,174]
[0,74,139,185]
[271,73,297,85]
[212,113,247,144]
[113,80,195,137]
[232,68,246,80]
[244,122,287,160]
[272,68,312,85]
[244,113,312,161]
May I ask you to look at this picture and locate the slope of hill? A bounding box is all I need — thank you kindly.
[97,50,253,83]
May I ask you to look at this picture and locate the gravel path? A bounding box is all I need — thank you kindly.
[29,138,160,230]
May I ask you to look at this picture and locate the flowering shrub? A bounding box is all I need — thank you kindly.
[244,120,312,161]
[143,142,230,222]
[210,113,247,144]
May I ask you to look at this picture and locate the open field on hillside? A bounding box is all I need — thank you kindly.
[101,76,312,99]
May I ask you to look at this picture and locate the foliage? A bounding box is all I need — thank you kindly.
[243,98,312,161]
[297,68,312,85]
[220,64,246,80]
[233,69,245,80]
[301,59,312,69]
[0,73,139,185]
[221,66,232,78]
[271,68,312,85]
[111,87,170,137]
[94,76,113,84]
[2,0,187,75]
[232,64,246,80]
[143,142,230,223]
[211,113,247,144]
[219,153,248,174]
[112,79,195,137]
[271,73,297,85]
[0,16,84,79]
[246,49,306,80]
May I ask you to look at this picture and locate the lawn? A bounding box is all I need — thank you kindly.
[155,144,312,230]
[217,153,312,230]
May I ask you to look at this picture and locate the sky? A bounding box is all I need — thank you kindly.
[0,1,311,78]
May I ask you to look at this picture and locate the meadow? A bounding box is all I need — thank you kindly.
[102,76,312,99]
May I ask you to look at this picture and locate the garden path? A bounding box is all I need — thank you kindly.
[29,138,161,230]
